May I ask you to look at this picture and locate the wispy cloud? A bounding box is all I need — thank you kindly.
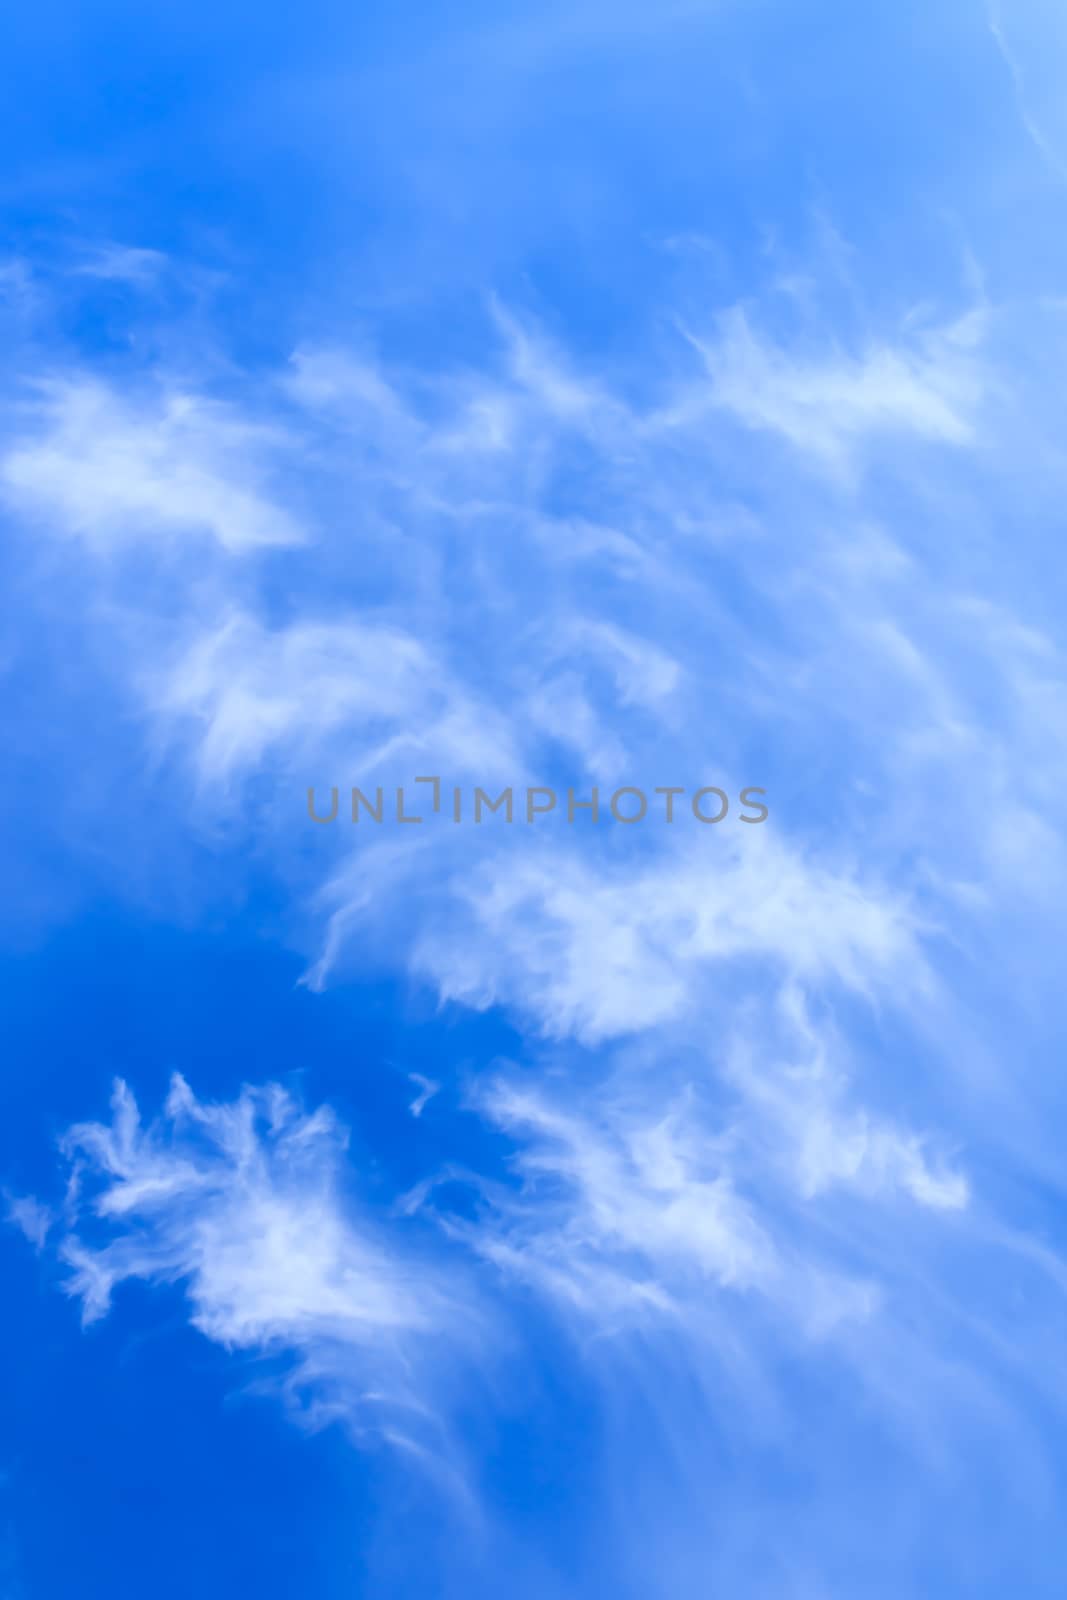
[668,305,986,469]
[53,1076,482,1451]
[987,1,1067,183]
[413,837,924,1045]
[2,377,303,552]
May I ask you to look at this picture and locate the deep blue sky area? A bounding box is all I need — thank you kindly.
[0,914,526,1599]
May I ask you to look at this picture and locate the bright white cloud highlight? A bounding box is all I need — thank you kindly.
[2,378,302,551]
[54,1076,478,1444]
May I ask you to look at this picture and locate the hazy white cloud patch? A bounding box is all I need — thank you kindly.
[72,244,168,285]
[153,611,434,785]
[986,0,1067,183]
[451,1073,882,1345]
[551,619,682,710]
[728,987,970,1213]
[670,305,986,469]
[1,377,303,552]
[6,1193,53,1251]
[150,608,525,793]
[413,834,925,1045]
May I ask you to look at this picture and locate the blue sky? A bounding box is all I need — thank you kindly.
[3,1,1067,1595]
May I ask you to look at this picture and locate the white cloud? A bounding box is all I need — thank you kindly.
[149,607,529,806]
[72,244,168,285]
[729,988,970,1212]
[1,378,302,552]
[6,1193,52,1250]
[987,0,1067,184]
[413,834,924,1045]
[670,306,985,467]
[53,1076,479,1446]
[549,618,682,710]
[153,610,435,785]
[453,1074,879,1341]
[286,346,420,448]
